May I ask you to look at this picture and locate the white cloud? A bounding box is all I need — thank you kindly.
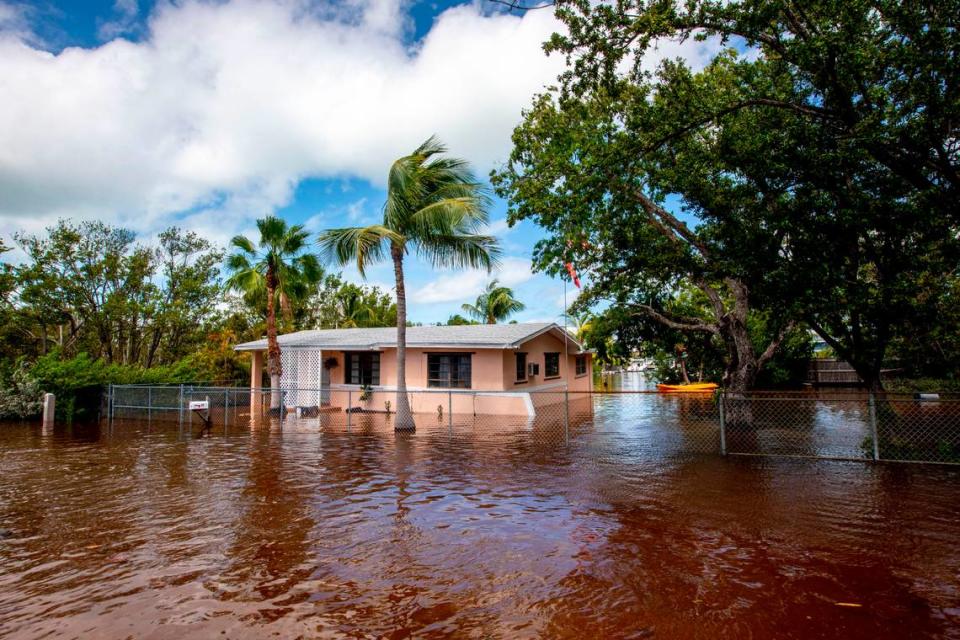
[0,2,28,40]
[0,0,720,245]
[484,217,513,237]
[98,0,141,40]
[0,0,565,239]
[411,256,533,304]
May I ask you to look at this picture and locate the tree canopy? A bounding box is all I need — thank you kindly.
[495,0,960,389]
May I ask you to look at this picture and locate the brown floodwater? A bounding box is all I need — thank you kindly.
[1,395,959,639]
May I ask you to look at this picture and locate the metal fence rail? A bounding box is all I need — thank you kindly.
[105,384,960,465]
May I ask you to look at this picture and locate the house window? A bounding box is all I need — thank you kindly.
[544,352,560,378]
[576,354,588,376]
[427,353,472,388]
[345,352,380,385]
[515,352,527,382]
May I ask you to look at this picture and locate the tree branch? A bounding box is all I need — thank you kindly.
[632,187,711,258]
[486,0,554,10]
[757,319,796,367]
[644,98,839,155]
[631,304,719,334]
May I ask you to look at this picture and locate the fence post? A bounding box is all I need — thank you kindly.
[718,392,727,456]
[868,392,880,461]
[42,393,55,431]
[147,386,152,422]
[448,390,453,432]
[107,383,113,424]
[178,384,184,427]
[346,390,352,430]
[224,388,229,427]
[563,389,570,443]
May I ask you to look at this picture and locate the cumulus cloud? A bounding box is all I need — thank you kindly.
[98,0,142,41]
[411,256,533,304]
[0,0,721,249]
[0,0,564,240]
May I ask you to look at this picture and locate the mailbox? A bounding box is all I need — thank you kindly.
[189,400,209,411]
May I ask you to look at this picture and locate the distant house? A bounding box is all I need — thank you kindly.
[234,322,593,416]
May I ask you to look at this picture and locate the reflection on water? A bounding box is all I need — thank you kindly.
[0,381,959,638]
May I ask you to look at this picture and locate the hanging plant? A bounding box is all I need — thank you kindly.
[323,357,339,370]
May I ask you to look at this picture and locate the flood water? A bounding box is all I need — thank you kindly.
[1,379,959,638]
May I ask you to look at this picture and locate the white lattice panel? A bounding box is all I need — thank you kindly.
[280,349,323,408]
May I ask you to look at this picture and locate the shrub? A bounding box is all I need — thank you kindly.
[0,363,42,419]
[29,351,205,422]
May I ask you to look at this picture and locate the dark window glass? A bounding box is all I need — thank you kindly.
[515,353,527,381]
[576,354,587,376]
[545,352,560,377]
[345,352,380,385]
[427,354,472,388]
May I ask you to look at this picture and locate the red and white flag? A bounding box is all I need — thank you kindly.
[565,261,581,288]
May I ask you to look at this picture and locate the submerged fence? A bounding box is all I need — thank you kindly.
[106,385,960,465]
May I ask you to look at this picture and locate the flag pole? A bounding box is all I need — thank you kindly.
[563,272,569,375]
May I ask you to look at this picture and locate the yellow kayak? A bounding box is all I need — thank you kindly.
[656,382,718,393]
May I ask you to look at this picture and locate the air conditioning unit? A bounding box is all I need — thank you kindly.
[527,362,540,377]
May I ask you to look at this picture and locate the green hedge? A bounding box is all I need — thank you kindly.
[28,352,205,422]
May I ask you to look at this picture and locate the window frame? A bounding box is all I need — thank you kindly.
[575,354,588,377]
[344,351,381,386]
[427,353,473,389]
[515,352,528,383]
[544,352,561,378]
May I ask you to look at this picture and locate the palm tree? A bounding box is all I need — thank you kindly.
[461,280,526,324]
[226,216,322,411]
[336,284,378,328]
[318,136,500,431]
[564,310,594,342]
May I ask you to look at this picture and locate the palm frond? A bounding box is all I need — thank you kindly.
[225,252,254,273]
[224,266,264,295]
[256,216,289,247]
[412,135,446,159]
[317,225,400,277]
[230,235,257,254]
[417,233,502,272]
[409,197,486,237]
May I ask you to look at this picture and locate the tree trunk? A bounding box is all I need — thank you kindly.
[719,317,759,395]
[265,270,283,411]
[391,243,416,431]
[678,355,691,384]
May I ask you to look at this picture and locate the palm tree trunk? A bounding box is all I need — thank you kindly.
[391,243,416,431]
[265,270,282,411]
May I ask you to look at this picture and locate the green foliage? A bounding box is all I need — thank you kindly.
[12,221,224,366]
[495,0,960,390]
[225,216,323,331]
[0,363,42,419]
[752,315,814,388]
[29,351,204,422]
[303,274,397,329]
[445,314,479,326]
[317,136,500,279]
[461,280,525,323]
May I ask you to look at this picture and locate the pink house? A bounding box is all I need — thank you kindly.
[235,323,593,416]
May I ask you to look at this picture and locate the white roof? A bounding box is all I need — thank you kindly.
[234,322,586,352]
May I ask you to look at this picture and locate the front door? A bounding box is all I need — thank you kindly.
[320,354,331,406]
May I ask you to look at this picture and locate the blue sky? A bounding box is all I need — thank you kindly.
[0,1,712,325]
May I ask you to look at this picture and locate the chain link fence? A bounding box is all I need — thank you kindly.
[106,385,960,465]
